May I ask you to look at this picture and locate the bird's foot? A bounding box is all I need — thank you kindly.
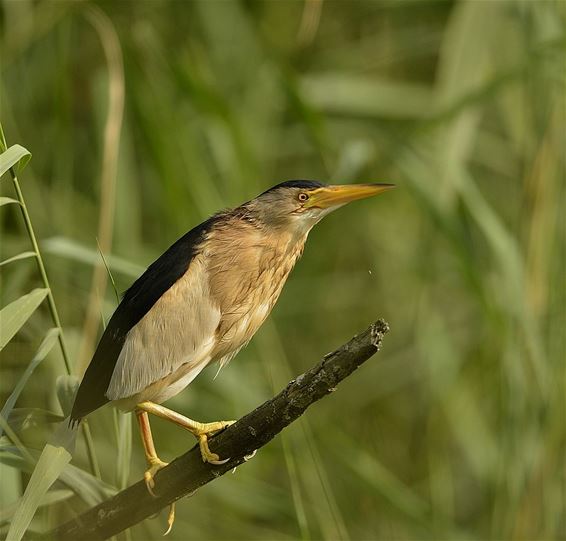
[192,420,236,464]
[144,456,169,497]
[144,457,176,535]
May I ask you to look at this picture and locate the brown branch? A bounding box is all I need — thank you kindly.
[45,319,390,541]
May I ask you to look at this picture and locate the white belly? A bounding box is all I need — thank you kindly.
[148,355,211,403]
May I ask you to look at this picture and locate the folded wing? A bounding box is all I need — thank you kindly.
[70,216,219,422]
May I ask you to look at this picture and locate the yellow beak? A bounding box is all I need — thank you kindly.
[304,183,395,209]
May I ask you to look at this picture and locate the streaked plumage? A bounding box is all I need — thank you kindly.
[71,180,328,422]
[69,180,394,529]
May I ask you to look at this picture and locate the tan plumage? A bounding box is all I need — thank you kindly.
[70,180,394,532]
[110,215,307,410]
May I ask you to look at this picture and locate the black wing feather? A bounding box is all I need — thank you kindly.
[70,216,219,421]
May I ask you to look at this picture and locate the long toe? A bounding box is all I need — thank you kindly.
[198,434,230,465]
[144,458,169,497]
[194,420,235,464]
[198,419,236,436]
[163,502,176,536]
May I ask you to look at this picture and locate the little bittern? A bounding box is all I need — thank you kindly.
[70,180,393,529]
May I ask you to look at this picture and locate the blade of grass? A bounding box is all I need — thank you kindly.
[334,434,468,539]
[43,236,144,279]
[99,244,132,490]
[97,238,120,304]
[0,446,116,506]
[6,444,73,541]
[0,414,35,464]
[0,288,49,351]
[301,421,351,541]
[281,433,311,541]
[55,375,80,417]
[0,251,37,267]
[300,73,433,119]
[0,124,100,478]
[6,408,63,434]
[0,124,72,374]
[114,412,132,490]
[0,144,31,176]
[0,328,59,437]
[76,4,124,373]
[257,319,350,540]
[0,196,20,206]
[0,489,73,525]
[457,169,547,394]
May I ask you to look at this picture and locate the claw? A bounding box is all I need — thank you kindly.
[144,458,169,497]
[195,421,235,464]
[208,456,231,465]
[244,449,257,461]
[136,405,236,536]
[145,474,157,497]
[163,503,175,536]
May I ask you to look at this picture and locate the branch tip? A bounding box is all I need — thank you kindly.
[370,319,390,348]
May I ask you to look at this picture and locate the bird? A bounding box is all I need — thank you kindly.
[70,180,393,529]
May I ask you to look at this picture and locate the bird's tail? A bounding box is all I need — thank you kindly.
[54,415,80,453]
[6,417,79,541]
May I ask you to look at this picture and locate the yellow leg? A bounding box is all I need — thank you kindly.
[136,410,176,534]
[136,410,168,495]
[136,401,235,464]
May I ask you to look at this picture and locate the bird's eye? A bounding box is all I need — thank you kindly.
[298,193,309,202]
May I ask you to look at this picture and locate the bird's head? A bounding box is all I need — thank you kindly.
[248,180,395,235]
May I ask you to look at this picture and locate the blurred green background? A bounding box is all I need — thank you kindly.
[1,0,564,539]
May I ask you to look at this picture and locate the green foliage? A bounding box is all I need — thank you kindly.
[0,328,59,437]
[1,0,564,540]
[0,289,48,351]
[7,444,72,541]
[0,144,31,177]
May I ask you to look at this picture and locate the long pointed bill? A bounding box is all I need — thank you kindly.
[304,183,395,209]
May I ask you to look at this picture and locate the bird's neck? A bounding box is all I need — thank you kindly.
[209,215,307,298]
[260,226,307,269]
[205,217,307,356]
